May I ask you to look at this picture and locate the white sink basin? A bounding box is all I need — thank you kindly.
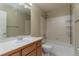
[0,48,5,51]
[0,42,15,51]
[11,37,34,44]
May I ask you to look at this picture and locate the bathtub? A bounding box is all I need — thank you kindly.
[43,40,74,56]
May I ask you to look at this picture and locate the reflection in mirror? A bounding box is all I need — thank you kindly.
[0,3,31,39]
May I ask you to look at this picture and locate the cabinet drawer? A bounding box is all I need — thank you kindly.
[27,50,36,56]
[37,40,42,47]
[22,43,36,56]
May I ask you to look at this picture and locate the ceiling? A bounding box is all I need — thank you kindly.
[0,3,70,15]
[35,3,70,13]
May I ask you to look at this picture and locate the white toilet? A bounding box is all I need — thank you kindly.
[42,44,53,56]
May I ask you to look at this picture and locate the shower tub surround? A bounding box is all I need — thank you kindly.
[0,36,42,56]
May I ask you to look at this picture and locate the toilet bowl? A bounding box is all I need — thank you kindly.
[42,44,53,56]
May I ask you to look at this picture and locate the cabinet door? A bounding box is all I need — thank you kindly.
[22,43,36,56]
[27,50,37,56]
[37,41,42,47]
[37,46,42,56]
[10,52,21,56]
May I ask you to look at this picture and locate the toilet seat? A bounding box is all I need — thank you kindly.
[42,44,53,55]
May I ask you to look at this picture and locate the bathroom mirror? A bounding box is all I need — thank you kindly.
[0,3,31,38]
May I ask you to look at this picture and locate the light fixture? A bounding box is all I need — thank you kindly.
[18,3,31,9]
[29,3,32,6]
[19,3,24,5]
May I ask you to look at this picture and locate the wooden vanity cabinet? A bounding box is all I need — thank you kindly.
[22,43,36,56]
[26,40,42,56]
[36,41,42,56]
[10,51,21,56]
[1,40,42,56]
[27,50,37,56]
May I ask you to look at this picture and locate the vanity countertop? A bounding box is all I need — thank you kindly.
[0,36,42,55]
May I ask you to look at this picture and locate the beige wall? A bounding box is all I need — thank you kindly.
[40,16,47,37]
[46,6,70,44]
[0,4,30,37]
[31,4,45,37]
